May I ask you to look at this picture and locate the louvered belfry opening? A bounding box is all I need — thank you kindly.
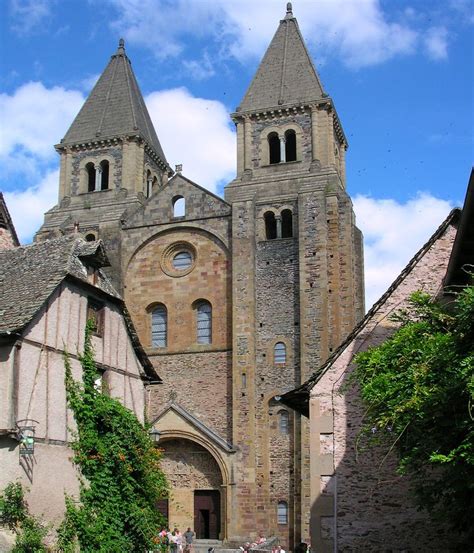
[281,209,293,238]
[264,211,277,240]
[100,160,109,190]
[285,129,296,162]
[86,163,95,192]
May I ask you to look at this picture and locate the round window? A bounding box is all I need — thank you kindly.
[173,251,192,271]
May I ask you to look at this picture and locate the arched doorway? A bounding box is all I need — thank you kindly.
[160,438,223,538]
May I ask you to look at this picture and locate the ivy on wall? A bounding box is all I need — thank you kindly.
[353,286,474,547]
[58,321,168,552]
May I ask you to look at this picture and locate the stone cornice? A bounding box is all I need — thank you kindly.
[55,134,172,174]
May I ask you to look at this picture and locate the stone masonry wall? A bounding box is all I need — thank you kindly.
[310,222,457,552]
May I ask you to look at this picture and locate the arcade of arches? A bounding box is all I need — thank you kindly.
[158,439,224,539]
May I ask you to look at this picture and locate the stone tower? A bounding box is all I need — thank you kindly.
[224,2,364,542]
[36,39,172,287]
[35,4,364,547]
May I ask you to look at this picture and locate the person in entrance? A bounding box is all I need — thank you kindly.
[184,527,194,553]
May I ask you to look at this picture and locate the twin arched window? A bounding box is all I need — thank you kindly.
[86,160,109,192]
[264,210,293,240]
[268,129,297,165]
[150,301,212,347]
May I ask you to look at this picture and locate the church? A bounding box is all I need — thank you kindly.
[35,4,364,546]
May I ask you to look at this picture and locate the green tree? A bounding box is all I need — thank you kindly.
[353,286,474,548]
[59,321,168,552]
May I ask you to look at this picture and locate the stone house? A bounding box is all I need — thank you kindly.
[280,169,474,552]
[0,234,159,524]
[34,4,364,545]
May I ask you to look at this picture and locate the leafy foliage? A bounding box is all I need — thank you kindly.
[0,482,48,552]
[353,287,474,547]
[59,321,168,552]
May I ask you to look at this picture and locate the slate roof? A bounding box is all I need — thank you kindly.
[0,235,158,379]
[280,208,462,417]
[61,39,168,168]
[237,3,325,113]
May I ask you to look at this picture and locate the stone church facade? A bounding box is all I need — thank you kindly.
[36,5,364,546]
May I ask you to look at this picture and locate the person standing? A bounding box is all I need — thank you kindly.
[184,527,194,553]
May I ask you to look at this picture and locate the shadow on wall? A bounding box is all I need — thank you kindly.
[310,323,455,552]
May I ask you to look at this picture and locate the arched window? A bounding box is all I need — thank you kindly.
[85,233,96,242]
[264,211,277,240]
[151,304,167,348]
[146,170,152,197]
[281,209,293,238]
[274,342,286,364]
[285,129,296,162]
[277,501,288,524]
[268,132,280,164]
[173,195,185,217]
[100,160,109,190]
[279,410,289,434]
[86,162,95,192]
[196,300,212,344]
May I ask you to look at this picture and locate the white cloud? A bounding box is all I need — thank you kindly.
[9,0,54,36]
[145,87,236,191]
[0,81,84,160]
[182,53,216,81]
[106,0,422,68]
[424,27,449,60]
[4,169,59,243]
[353,193,454,309]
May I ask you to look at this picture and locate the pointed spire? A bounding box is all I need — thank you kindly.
[237,8,325,112]
[61,40,169,168]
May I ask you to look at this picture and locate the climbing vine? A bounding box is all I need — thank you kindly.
[0,482,48,552]
[353,286,474,547]
[59,320,168,552]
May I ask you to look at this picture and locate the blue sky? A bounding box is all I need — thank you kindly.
[1,0,473,307]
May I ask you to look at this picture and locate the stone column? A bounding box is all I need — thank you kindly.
[147,178,153,198]
[279,136,286,163]
[276,215,282,238]
[95,166,102,191]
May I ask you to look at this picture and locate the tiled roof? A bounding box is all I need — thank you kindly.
[237,4,325,113]
[61,40,168,168]
[0,235,117,334]
[0,235,158,379]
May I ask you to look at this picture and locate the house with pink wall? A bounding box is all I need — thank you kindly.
[281,170,473,552]
[0,235,160,524]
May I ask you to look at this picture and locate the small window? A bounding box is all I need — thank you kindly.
[274,342,286,364]
[86,162,95,192]
[196,301,212,344]
[268,132,280,164]
[285,129,296,162]
[173,251,192,271]
[100,160,109,190]
[173,195,185,217]
[281,209,293,238]
[264,211,277,240]
[277,501,288,525]
[87,299,104,337]
[279,410,289,434]
[85,233,96,242]
[152,304,167,348]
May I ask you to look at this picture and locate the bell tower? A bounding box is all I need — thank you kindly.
[225,3,364,543]
[36,39,172,288]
